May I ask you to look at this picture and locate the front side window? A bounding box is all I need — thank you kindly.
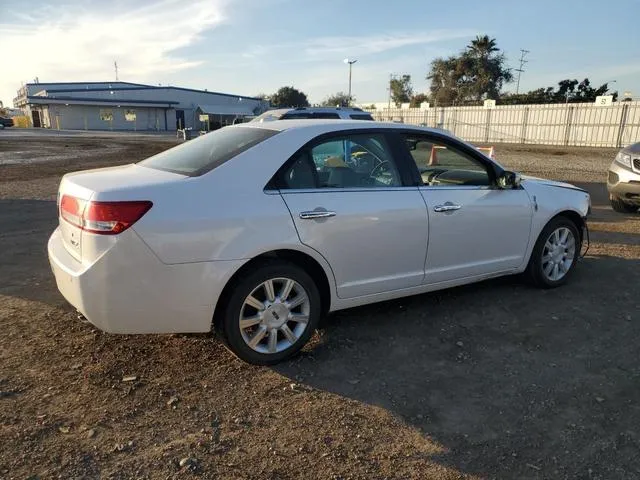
[402,135,491,187]
[139,126,278,176]
[281,133,402,189]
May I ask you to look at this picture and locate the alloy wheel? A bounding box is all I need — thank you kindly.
[239,277,311,354]
[541,227,576,281]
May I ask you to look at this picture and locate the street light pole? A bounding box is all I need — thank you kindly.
[344,58,357,105]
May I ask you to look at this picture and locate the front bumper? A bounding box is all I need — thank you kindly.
[48,227,244,334]
[607,161,640,205]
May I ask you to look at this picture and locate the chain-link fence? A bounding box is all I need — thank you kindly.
[365,101,640,148]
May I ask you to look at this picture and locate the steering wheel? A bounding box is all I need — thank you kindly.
[369,161,393,183]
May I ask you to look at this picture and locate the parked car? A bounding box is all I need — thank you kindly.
[251,106,374,122]
[48,120,591,364]
[607,142,640,213]
[0,116,14,129]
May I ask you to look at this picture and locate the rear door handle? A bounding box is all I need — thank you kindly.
[433,204,462,213]
[299,211,337,219]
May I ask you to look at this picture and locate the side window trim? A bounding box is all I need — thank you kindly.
[393,130,502,187]
[268,128,418,190]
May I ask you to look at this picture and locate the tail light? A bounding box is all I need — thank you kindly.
[60,195,152,235]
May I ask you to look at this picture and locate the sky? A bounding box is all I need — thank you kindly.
[1,0,640,106]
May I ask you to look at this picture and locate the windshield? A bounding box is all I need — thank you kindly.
[138,126,279,176]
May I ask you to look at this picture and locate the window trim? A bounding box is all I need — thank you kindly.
[391,130,505,188]
[266,128,418,191]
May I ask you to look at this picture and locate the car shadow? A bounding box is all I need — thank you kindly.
[0,199,65,306]
[275,255,640,479]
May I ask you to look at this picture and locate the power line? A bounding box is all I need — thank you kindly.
[514,49,529,94]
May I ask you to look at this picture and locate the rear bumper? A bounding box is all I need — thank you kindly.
[607,162,640,205]
[48,227,245,334]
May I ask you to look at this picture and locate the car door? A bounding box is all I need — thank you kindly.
[398,132,533,285]
[276,131,429,299]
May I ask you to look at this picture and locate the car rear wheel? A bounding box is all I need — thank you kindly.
[526,216,581,288]
[610,195,637,213]
[220,261,321,365]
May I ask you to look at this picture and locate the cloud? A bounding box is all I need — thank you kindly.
[0,0,229,104]
[303,30,477,57]
[237,29,476,63]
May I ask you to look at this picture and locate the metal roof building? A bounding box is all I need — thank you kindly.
[13,81,268,131]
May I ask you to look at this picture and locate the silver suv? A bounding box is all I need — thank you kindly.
[251,107,374,123]
[607,142,640,213]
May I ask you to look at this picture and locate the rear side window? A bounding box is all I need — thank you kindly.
[349,113,374,120]
[138,126,278,176]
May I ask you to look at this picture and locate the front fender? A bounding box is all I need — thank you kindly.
[521,181,590,263]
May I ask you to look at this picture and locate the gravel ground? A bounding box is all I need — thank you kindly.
[1,133,639,480]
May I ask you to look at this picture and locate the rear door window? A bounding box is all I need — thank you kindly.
[138,126,278,176]
[280,133,403,189]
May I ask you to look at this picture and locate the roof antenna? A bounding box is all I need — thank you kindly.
[114,61,119,82]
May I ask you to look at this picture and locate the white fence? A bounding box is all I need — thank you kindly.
[365,101,640,148]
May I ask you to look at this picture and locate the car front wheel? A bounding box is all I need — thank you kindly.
[526,216,581,288]
[220,261,321,365]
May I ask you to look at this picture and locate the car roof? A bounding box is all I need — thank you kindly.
[237,118,452,136]
[285,106,367,112]
[251,106,373,123]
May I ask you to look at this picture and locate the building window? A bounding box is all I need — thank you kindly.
[100,109,113,121]
[125,110,136,122]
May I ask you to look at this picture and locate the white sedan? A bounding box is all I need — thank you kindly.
[48,120,591,364]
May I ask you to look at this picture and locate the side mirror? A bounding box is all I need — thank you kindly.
[498,170,522,189]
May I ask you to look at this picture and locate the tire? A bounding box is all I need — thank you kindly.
[526,216,581,289]
[610,195,637,214]
[220,261,321,365]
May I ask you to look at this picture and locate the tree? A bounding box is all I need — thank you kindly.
[321,92,353,107]
[269,86,310,108]
[427,35,512,105]
[427,56,469,105]
[464,35,512,101]
[467,35,499,58]
[409,93,429,108]
[500,78,617,105]
[390,75,413,107]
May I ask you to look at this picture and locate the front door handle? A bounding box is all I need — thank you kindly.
[433,204,462,213]
[299,210,337,219]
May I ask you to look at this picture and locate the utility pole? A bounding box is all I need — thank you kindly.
[514,49,529,95]
[114,61,119,82]
[343,59,357,105]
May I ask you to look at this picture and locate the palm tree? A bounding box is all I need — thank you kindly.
[467,35,499,58]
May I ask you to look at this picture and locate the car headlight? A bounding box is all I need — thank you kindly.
[615,151,632,168]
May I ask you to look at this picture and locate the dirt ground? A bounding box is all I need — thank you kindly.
[1,132,639,480]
